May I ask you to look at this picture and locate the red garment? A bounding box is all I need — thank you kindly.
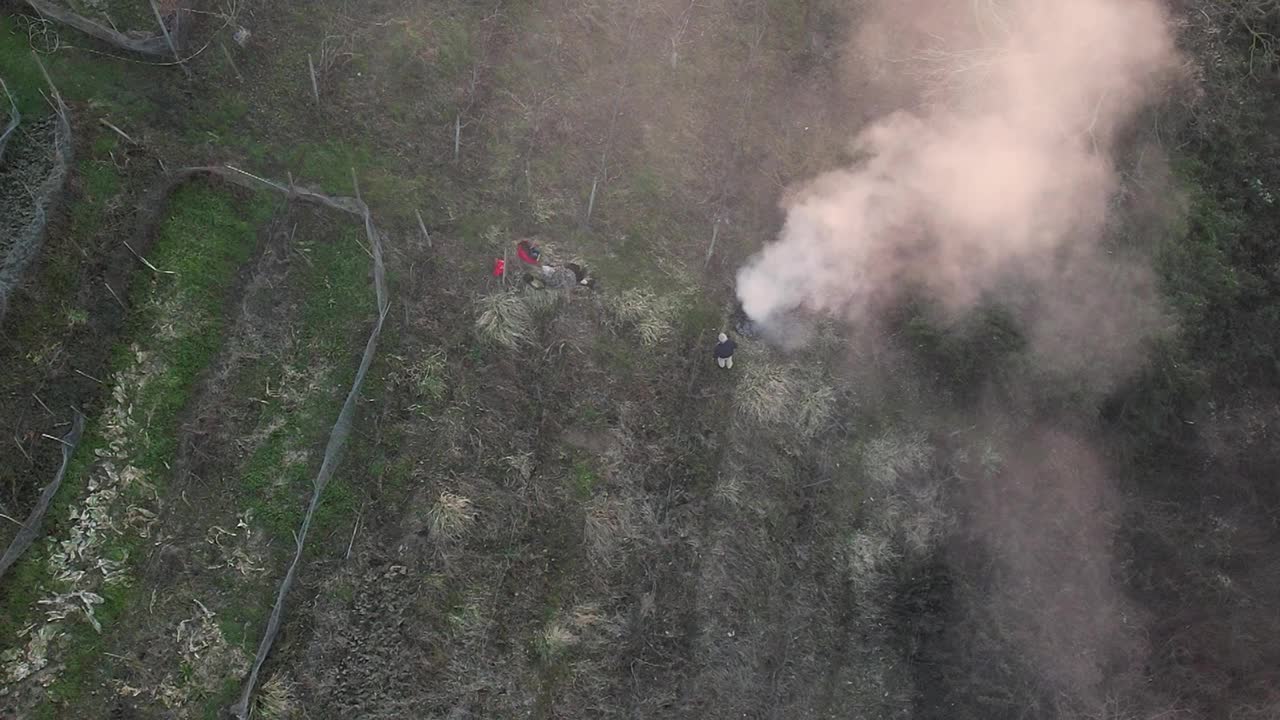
[516,240,540,265]
[492,258,506,277]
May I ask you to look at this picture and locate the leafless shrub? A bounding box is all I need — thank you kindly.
[255,673,300,720]
[537,621,575,661]
[318,33,355,77]
[1214,0,1280,76]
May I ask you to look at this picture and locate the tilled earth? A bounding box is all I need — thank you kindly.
[0,116,59,307]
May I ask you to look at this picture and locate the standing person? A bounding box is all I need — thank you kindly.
[714,332,736,369]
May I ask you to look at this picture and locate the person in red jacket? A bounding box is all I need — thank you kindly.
[516,239,541,264]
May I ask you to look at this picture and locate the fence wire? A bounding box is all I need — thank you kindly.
[23,0,186,58]
[0,411,85,581]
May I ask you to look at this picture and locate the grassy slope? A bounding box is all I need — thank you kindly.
[1,1,1275,718]
[0,12,384,715]
[4,185,272,714]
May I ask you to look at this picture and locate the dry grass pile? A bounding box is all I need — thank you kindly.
[474,289,562,349]
[255,673,300,720]
[155,600,250,709]
[734,359,835,437]
[603,288,680,346]
[427,491,477,541]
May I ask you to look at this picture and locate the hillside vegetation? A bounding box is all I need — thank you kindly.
[0,0,1277,718]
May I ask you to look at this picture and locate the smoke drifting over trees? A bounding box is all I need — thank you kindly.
[738,0,1179,367]
[735,2,1215,717]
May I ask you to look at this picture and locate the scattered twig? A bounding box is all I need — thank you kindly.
[225,164,289,193]
[351,235,374,260]
[31,53,66,115]
[584,175,599,228]
[103,280,127,310]
[0,77,19,163]
[40,433,74,448]
[99,118,137,145]
[345,506,363,559]
[414,209,432,248]
[0,512,25,528]
[73,368,104,385]
[11,438,32,464]
[703,217,721,270]
[454,114,461,161]
[123,240,176,275]
[31,394,54,417]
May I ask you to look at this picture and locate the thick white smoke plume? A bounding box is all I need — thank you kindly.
[737,0,1178,354]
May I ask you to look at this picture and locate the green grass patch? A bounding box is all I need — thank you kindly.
[235,225,374,538]
[569,460,598,501]
[0,15,157,120]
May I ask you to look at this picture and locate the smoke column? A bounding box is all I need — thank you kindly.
[736,0,1178,357]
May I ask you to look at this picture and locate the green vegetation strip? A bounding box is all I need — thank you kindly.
[159,166,391,720]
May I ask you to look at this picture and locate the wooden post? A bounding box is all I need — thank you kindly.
[703,218,720,270]
[584,176,599,228]
[149,0,191,79]
[453,115,461,161]
[308,54,320,105]
[220,43,244,83]
[415,209,432,248]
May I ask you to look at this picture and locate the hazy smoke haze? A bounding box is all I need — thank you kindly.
[737,0,1179,362]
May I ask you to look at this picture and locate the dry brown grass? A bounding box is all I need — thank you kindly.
[734,360,835,437]
[427,491,477,541]
[861,431,932,489]
[603,288,679,346]
[255,673,300,720]
[474,290,562,349]
[583,491,654,570]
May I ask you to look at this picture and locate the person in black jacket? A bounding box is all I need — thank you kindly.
[714,332,736,369]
